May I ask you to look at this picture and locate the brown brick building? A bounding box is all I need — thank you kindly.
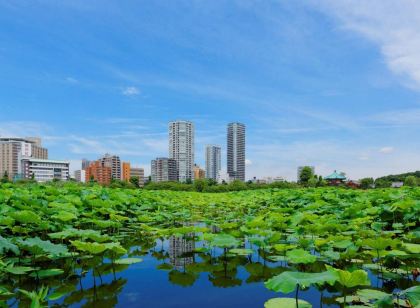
[85,160,112,185]
[122,162,131,181]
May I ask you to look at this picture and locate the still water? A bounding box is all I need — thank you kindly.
[11,233,404,308]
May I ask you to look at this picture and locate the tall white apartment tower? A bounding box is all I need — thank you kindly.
[227,122,246,181]
[169,120,194,182]
[205,145,221,181]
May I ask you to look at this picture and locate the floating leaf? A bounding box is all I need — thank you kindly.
[265,271,337,293]
[264,297,312,308]
[286,249,316,264]
[114,258,143,265]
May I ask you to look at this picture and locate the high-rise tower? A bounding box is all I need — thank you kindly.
[169,120,194,182]
[227,122,245,181]
[205,145,221,181]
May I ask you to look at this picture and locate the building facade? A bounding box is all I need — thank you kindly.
[122,162,130,181]
[130,167,145,187]
[100,154,121,180]
[85,160,112,185]
[74,169,86,183]
[0,137,48,180]
[151,157,177,182]
[205,145,221,181]
[21,158,69,182]
[193,164,206,180]
[227,123,246,181]
[169,120,194,182]
[81,159,91,170]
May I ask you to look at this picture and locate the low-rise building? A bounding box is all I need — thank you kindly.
[74,169,86,183]
[151,158,177,182]
[85,160,112,185]
[324,170,346,186]
[193,164,206,180]
[21,158,69,182]
[122,162,131,181]
[130,167,145,187]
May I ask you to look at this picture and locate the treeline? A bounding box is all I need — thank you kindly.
[359,171,420,188]
[143,179,299,192]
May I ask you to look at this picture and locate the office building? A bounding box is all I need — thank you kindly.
[81,159,91,170]
[169,120,194,182]
[205,145,221,181]
[74,170,86,183]
[85,160,112,185]
[21,158,69,182]
[0,137,48,180]
[130,167,145,187]
[122,162,130,181]
[100,154,121,180]
[151,157,177,182]
[193,164,205,180]
[227,123,246,181]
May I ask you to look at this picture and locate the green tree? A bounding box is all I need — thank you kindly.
[404,175,418,187]
[185,178,193,185]
[307,177,318,187]
[375,178,391,188]
[129,176,140,187]
[360,177,374,189]
[299,166,314,185]
[193,179,207,192]
[1,171,9,183]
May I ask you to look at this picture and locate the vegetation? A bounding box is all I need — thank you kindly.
[375,171,420,188]
[0,182,419,307]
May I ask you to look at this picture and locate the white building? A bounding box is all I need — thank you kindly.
[227,122,246,181]
[169,120,194,182]
[74,170,86,183]
[21,158,69,182]
[205,145,221,181]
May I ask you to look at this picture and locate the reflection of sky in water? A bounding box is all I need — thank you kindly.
[44,235,351,308]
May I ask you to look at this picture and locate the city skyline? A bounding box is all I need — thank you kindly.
[1,1,419,180]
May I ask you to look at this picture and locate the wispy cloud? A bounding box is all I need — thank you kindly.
[122,86,140,96]
[379,146,394,154]
[314,0,420,90]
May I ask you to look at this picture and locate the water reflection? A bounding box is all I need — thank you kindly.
[169,234,195,269]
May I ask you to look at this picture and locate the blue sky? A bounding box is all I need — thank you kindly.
[0,0,419,180]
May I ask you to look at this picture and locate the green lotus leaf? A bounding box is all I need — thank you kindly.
[265,271,337,293]
[286,249,317,264]
[210,234,239,248]
[52,211,77,222]
[18,237,68,257]
[229,248,253,255]
[401,285,420,307]
[326,265,370,288]
[29,268,64,278]
[5,265,34,275]
[114,258,143,265]
[332,239,353,249]
[402,243,420,254]
[264,298,312,308]
[10,210,41,224]
[70,240,107,255]
[0,235,19,255]
[356,289,391,300]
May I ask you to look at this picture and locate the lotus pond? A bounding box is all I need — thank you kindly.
[0,183,419,307]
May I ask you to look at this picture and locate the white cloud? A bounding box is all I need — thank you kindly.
[379,146,394,154]
[314,0,420,90]
[245,159,252,166]
[122,86,140,96]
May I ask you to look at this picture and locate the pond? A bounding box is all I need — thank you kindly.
[5,233,417,308]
